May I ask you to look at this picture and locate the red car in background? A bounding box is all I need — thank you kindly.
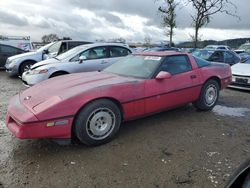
[6,52,232,146]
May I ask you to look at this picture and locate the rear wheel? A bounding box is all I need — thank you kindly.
[74,99,122,146]
[193,79,219,111]
[19,61,35,76]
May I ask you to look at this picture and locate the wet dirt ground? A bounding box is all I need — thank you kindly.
[0,70,250,188]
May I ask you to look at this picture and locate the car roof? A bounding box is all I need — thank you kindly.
[76,43,130,49]
[197,49,230,52]
[133,51,188,57]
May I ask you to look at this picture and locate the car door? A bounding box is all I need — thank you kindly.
[144,55,199,114]
[69,46,110,73]
[107,46,131,66]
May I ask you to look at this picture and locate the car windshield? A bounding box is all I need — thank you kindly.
[56,46,87,61]
[192,50,213,60]
[103,55,163,79]
[37,42,55,52]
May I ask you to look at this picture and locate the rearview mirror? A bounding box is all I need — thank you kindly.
[156,71,172,80]
[79,55,87,63]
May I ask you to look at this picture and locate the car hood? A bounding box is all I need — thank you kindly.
[8,51,39,61]
[231,63,250,76]
[31,58,60,69]
[20,72,139,114]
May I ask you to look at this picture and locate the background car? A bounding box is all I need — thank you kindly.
[229,57,250,90]
[0,44,25,68]
[22,43,132,86]
[144,46,180,52]
[7,52,231,146]
[192,49,240,66]
[204,45,231,50]
[235,42,250,54]
[5,40,92,76]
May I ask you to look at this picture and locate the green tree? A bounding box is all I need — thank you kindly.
[158,0,178,47]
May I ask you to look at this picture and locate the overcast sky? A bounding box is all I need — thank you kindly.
[0,0,249,43]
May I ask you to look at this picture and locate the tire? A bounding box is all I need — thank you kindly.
[50,72,67,78]
[193,79,219,111]
[243,171,250,188]
[74,99,122,146]
[19,61,35,76]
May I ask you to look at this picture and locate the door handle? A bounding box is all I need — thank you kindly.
[190,75,197,79]
[101,61,108,64]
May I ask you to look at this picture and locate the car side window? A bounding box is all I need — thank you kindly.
[160,55,192,75]
[210,52,223,62]
[110,46,130,57]
[57,42,67,55]
[84,47,108,60]
[0,45,22,54]
[68,42,79,49]
[72,47,108,61]
[224,52,233,59]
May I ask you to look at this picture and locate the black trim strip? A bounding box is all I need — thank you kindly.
[122,84,203,105]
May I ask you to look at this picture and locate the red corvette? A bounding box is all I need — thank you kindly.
[6,52,231,145]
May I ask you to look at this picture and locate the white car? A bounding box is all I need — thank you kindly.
[229,58,250,90]
[22,43,132,86]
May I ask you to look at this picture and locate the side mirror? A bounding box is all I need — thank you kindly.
[156,71,172,80]
[79,55,87,63]
[43,49,49,54]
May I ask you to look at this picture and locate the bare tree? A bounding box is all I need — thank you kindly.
[158,0,178,47]
[188,0,238,48]
[144,36,152,47]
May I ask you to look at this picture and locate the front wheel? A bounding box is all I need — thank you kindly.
[193,79,219,111]
[74,99,122,146]
[19,61,35,76]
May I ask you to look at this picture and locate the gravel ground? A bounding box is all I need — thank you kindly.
[0,70,250,188]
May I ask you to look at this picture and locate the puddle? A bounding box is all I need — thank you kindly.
[213,105,250,117]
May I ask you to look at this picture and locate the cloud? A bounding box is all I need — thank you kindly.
[0,0,249,42]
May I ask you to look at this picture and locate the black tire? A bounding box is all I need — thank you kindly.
[243,171,250,188]
[50,72,67,78]
[74,99,122,146]
[19,61,35,76]
[193,79,219,111]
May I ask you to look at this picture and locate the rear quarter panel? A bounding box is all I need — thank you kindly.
[199,63,232,89]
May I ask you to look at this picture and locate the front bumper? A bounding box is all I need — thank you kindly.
[22,71,50,86]
[5,64,19,76]
[228,75,250,91]
[6,95,73,139]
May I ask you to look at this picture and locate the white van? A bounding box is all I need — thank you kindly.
[0,36,33,51]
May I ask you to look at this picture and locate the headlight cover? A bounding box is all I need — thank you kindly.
[29,69,48,75]
[8,59,19,67]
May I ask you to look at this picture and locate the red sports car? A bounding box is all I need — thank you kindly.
[6,52,232,146]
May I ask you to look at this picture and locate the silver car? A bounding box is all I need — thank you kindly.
[5,40,91,76]
[22,43,131,86]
